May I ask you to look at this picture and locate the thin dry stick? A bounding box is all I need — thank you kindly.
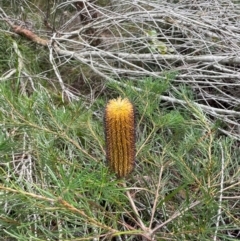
[151,200,201,234]
[0,69,16,81]
[123,182,152,240]
[125,186,147,231]
[213,143,225,241]
[57,51,240,65]
[149,165,164,229]
[48,35,79,102]
[222,195,240,200]
[59,198,117,234]
[0,185,55,203]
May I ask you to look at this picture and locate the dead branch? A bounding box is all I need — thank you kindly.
[57,50,240,65]
[12,25,49,46]
[1,0,240,140]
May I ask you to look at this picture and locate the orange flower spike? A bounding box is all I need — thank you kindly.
[104,97,135,177]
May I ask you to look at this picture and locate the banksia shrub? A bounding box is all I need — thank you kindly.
[104,97,135,177]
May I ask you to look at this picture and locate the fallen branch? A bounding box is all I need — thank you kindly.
[12,25,49,46]
[5,18,240,66]
[69,51,240,65]
[3,16,49,46]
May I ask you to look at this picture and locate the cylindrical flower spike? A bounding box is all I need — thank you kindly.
[104,97,135,177]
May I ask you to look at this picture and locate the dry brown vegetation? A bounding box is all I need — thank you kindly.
[1,0,240,139]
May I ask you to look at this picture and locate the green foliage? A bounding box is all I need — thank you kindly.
[0,33,16,73]
[0,1,239,240]
[0,73,239,240]
[104,77,239,240]
[144,29,174,54]
[0,82,127,240]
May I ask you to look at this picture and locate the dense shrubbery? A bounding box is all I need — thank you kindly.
[0,1,239,240]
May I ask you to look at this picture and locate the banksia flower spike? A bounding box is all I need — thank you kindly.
[104,97,135,178]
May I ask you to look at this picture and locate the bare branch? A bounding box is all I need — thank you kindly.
[1,0,240,138]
